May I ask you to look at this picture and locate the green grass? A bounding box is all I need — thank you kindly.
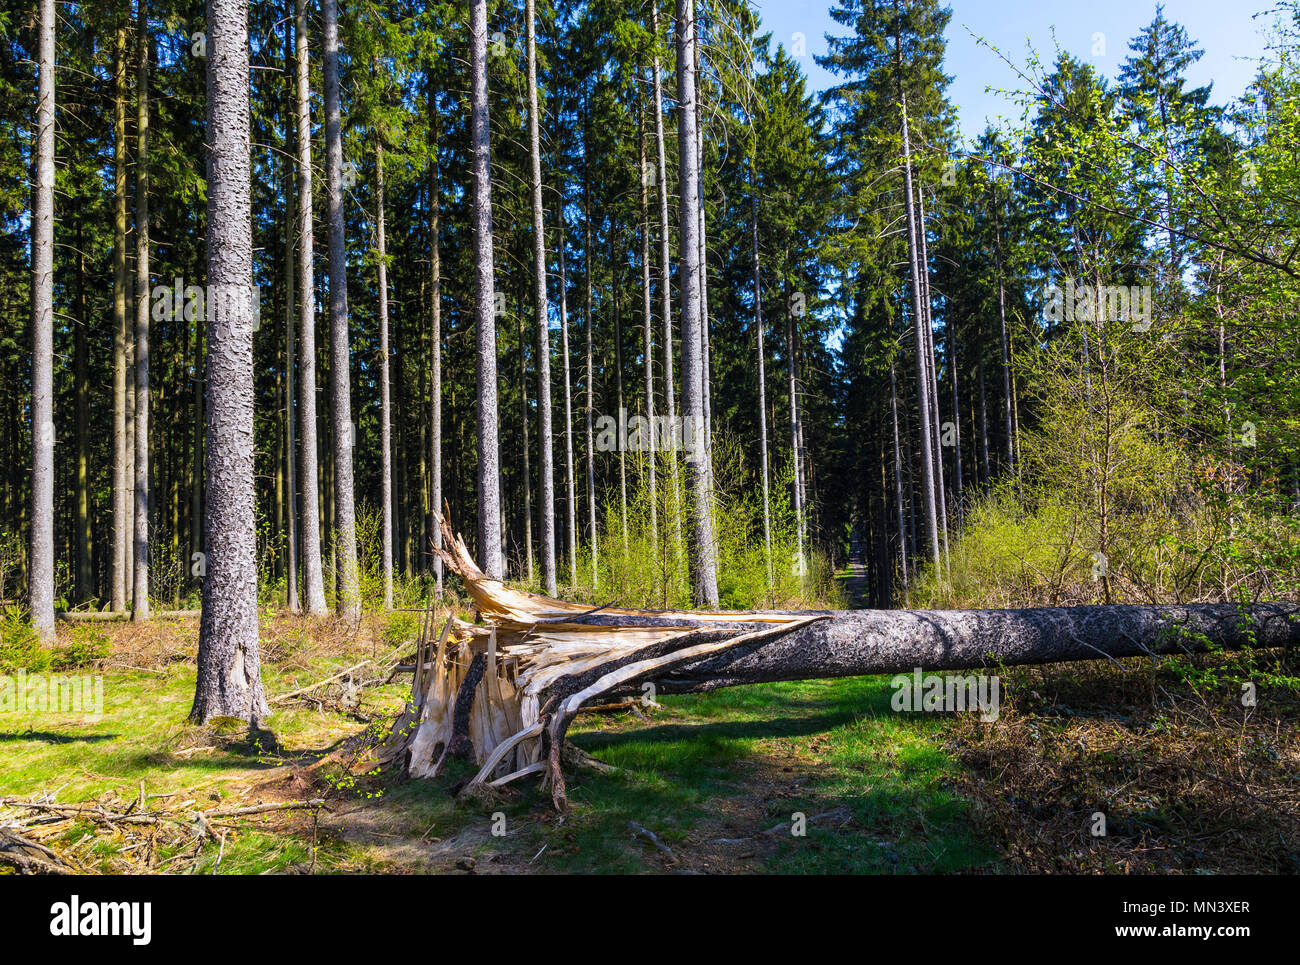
[0,627,998,874]
[521,677,997,873]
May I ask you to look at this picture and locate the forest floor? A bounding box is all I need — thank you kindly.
[1,608,1296,874]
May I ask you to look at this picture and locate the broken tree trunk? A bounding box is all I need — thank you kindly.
[369,519,1300,811]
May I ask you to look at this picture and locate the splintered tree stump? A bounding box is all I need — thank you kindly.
[365,518,1300,810]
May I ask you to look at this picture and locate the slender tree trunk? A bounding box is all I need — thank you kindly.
[916,187,947,562]
[469,0,503,579]
[111,19,129,613]
[295,0,327,615]
[376,139,394,609]
[890,358,909,605]
[133,0,151,621]
[556,200,577,588]
[192,0,268,725]
[977,318,990,488]
[675,0,718,607]
[900,97,940,570]
[750,184,772,580]
[323,0,360,618]
[518,299,533,581]
[126,338,134,597]
[993,210,1015,473]
[283,11,299,613]
[29,0,56,640]
[785,280,805,578]
[614,257,628,550]
[429,88,444,594]
[949,317,964,525]
[525,0,556,595]
[583,111,598,588]
[191,310,203,589]
[75,227,91,601]
[694,34,712,461]
[650,2,682,562]
[637,95,658,545]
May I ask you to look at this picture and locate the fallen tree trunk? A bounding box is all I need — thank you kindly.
[368,519,1299,811]
[651,603,1300,694]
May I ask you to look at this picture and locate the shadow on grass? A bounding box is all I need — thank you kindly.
[0,730,119,744]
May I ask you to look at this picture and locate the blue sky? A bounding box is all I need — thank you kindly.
[751,0,1278,141]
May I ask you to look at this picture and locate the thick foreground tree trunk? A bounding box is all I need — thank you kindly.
[370,518,1300,811]
[192,0,268,726]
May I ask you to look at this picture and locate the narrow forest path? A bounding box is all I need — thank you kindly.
[837,537,871,609]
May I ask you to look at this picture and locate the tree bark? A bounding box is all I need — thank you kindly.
[994,209,1015,474]
[428,85,444,594]
[111,17,129,614]
[469,0,503,580]
[693,32,712,462]
[323,0,360,619]
[556,199,577,588]
[74,224,91,602]
[283,10,299,614]
[29,0,56,639]
[649,4,683,562]
[133,0,151,621]
[295,0,327,615]
[192,0,268,726]
[525,0,557,596]
[582,111,598,587]
[376,138,393,609]
[518,300,533,581]
[655,603,1300,693]
[916,187,948,561]
[785,273,806,579]
[675,0,718,607]
[890,358,909,603]
[750,176,772,579]
[637,91,658,545]
[900,96,939,570]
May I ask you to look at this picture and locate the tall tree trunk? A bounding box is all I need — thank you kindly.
[323,0,360,619]
[994,211,1015,473]
[133,0,151,621]
[583,108,598,588]
[649,2,683,563]
[890,358,909,605]
[376,139,394,609]
[977,319,990,488]
[614,254,628,550]
[785,278,805,579]
[518,298,533,581]
[525,0,557,595]
[126,338,134,597]
[428,86,444,594]
[75,226,91,601]
[900,97,940,569]
[675,0,718,607]
[469,0,503,580]
[295,0,327,615]
[637,94,658,545]
[750,183,772,580]
[29,0,56,640]
[283,9,299,613]
[693,33,712,461]
[112,18,129,613]
[556,200,577,588]
[949,317,964,525]
[916,187,947,562]
[192,0,268,725]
